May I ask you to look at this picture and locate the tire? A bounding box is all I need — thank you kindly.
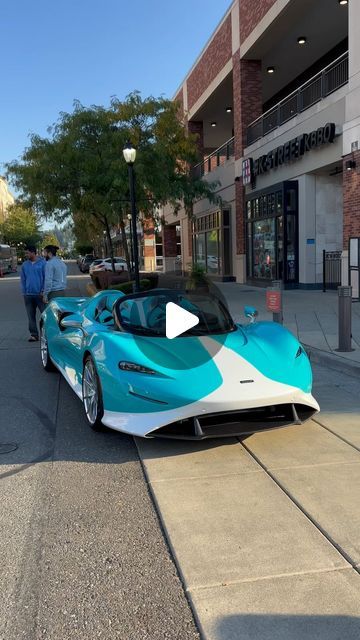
[82,355,104,431]
[40,325,56,372]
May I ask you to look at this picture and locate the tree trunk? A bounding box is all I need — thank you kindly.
[104,216,116,272]
[119,217,132,275]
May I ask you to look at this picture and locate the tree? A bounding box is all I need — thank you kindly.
[6,93,219,272]
[0,204,41,246]
[42,232,60,249]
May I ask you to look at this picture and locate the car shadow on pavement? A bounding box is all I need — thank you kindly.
[0,371,138,474]
[215,614,360,640]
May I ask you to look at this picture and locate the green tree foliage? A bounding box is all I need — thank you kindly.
[75,243,94,256]
[42,232,60,248]
[6,93,218,270]
[0,204,41,246]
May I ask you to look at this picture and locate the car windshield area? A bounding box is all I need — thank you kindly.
[114,290,236,337]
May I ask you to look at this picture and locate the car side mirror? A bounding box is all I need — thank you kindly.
[60,313,83,329]
[244,306,258,323]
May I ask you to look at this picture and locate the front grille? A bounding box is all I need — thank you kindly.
[150,403,316,440]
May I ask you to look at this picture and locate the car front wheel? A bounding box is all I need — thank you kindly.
[82,355,104,430]
[40,325,56,372]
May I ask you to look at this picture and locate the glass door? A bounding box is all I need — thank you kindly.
[253,218,276,280]
[285,214,297,283]
[284,184,299,284]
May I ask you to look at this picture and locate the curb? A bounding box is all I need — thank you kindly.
[304,344,360,378]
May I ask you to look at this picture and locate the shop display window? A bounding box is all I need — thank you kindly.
[192,209,231,276]
[246,182,298,285]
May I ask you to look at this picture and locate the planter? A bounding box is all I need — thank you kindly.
[91,270,159,291]
[91,270,131,291]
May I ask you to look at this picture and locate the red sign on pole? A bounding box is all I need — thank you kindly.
[266,289,282,313]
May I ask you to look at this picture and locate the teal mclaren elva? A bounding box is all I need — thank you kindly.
[40,289,319,439]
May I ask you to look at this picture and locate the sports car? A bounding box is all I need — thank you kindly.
[39,288,319,439]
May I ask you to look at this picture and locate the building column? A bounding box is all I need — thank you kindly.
[163,225,178,272]
[343,151,360,247]
[188,120,204,161]
[143,219,156,272]
[232,52,262,282]
[342,0,360,282]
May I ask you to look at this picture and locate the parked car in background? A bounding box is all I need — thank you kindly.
[90,257,128,274]
[79,254,96,273]
[88,259,105,275]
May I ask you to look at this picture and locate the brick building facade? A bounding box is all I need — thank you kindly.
[165,0,359,292]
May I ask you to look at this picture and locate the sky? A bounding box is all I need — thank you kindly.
[0,0,231,174]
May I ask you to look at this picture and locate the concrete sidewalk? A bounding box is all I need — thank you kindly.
[136,363,360,640]
[218,283,360,374]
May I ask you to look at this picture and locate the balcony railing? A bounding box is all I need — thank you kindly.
[247,52,349,146]
[192,136,234,179]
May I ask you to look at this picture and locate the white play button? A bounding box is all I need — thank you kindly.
[165,302,199,339]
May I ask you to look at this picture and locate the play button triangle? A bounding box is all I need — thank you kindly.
[166,302,200,339]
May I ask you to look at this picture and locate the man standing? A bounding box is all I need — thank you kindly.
[42,245,67,303]
[21,245,46,342]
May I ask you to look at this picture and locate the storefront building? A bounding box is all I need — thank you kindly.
[166,0,360,288]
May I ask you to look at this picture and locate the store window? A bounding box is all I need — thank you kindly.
[192,209,231,276]
[155,227,163,271]
[176,225,181,259]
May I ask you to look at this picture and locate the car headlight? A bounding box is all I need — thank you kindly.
[295,346,304,358]
[119,361,158,375]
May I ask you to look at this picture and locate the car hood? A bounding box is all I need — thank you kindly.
[114,328,246,372]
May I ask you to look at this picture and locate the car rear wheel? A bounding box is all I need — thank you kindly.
[82,355,104,430]
[40,325,56,372]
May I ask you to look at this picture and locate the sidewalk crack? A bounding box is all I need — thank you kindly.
[187,566,353,592]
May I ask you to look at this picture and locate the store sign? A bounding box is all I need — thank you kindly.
[243,122,336,185]
[266,289,282,313]
[242,158,254,185]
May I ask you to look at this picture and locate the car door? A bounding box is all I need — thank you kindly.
[52,316,87,395]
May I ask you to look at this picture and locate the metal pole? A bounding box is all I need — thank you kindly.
[128,218,134,270]
[128,164,140,292]
[323,250,326,293]
[272,279,283,324]
[337,286,353,352]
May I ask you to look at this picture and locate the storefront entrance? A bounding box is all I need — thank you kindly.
[246,181,299,286]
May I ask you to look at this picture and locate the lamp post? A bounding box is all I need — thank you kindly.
[123,141,140,292]
[103,230,107,257]
[127,213,134,269]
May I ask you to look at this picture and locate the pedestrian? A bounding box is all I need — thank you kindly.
[42,245,67,304]
[20,245,46,342]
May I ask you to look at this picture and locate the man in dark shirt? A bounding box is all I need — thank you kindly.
[20,245,46,342]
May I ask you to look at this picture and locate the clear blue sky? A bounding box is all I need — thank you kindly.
[0,0,231,172]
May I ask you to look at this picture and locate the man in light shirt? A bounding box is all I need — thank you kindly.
[42,245,67,303]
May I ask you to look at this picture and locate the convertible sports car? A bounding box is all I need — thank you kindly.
[40,289,319,439]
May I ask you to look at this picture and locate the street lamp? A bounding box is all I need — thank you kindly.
[127,213,134,269]
[103,229,107,257]
[123,140,140,291]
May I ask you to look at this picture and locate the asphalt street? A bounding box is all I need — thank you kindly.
[1,262,360,640]
[0,263,200,640]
